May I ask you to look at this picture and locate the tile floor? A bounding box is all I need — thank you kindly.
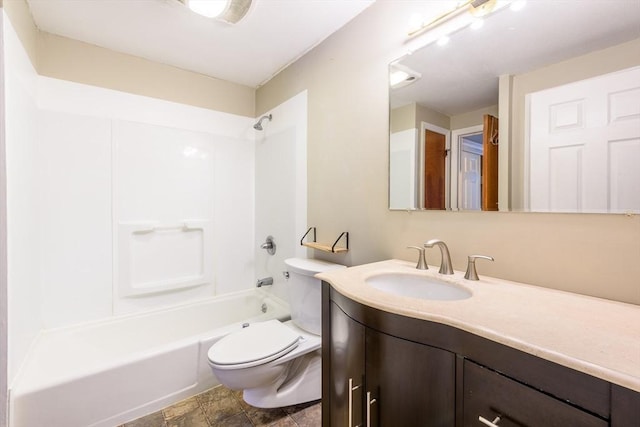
[120,386,321,427]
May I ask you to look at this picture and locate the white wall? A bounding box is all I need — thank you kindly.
[3,12,41,387]
[254,91,308,303]
[389,128,417,209]
[0,14,8,427]
[37,110,113,325]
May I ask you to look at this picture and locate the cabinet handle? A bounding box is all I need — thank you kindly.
[478,415,501,427]
[348,378,361,427]
[366,391,377,427]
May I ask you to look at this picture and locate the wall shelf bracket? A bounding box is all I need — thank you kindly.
[300,227,349,253]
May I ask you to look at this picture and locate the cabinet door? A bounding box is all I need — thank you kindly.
[329,302,365,427]
[365,328,456,427]
[463,360,608,427]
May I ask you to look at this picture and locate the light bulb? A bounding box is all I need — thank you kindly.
[188,0,228,18]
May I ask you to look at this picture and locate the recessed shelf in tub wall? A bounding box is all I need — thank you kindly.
[300,227,349,253]
[117,220,213,297]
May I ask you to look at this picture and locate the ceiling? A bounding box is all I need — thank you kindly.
[26,0,375,88]
[391,0,640,115]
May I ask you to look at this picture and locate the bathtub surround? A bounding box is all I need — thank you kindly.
[35,76,255,321]
[254,91,308,303]
[2,9,40,392]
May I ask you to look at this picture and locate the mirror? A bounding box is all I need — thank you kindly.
[389,0,640,212]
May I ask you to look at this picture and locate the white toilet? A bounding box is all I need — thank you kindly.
[207,258,345,408]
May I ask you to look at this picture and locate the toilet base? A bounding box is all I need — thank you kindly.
[243,349,321,408]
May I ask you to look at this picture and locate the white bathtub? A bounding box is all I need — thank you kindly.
[10,289,290,427]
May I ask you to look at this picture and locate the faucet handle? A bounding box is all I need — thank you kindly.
[464,255,494,281]
[407,246,428,270]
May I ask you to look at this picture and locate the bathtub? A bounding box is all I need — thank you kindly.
[10,289,290,427]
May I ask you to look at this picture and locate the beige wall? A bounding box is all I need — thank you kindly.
[390,103,415,133]
[415,102,449,130]
[3,0,37,67]
[392,102,495,134]
[450,104,498,130]
[3,0,255,117]
[510,38,640,209]
[257,2,640,305]
[390,102,450,133]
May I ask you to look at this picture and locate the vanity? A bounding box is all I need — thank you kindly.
[318,260,640,426]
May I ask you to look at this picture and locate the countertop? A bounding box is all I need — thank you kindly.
[316,259,640,392]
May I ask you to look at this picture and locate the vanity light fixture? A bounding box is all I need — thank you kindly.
[408,0,496,37]
[405,0,515,53]
[180,0,252,24]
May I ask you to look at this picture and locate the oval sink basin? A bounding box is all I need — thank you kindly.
[365,273,471,301]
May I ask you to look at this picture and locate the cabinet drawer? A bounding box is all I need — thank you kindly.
[463,360,607,427]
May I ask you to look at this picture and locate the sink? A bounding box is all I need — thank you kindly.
[365,273,471,301]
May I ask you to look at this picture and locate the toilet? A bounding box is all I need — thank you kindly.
[207,258,345,408]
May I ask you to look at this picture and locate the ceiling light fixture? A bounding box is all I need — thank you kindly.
[180,0,253,24]
[389,64,422,89]
[408,0,495,37]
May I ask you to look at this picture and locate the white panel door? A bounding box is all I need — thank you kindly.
[459,150,481,210]
[529,67,640,213]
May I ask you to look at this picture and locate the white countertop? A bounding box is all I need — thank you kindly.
[317,259,640,392]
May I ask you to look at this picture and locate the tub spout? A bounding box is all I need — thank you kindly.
[256,277,273,287]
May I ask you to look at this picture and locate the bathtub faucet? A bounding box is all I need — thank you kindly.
[256,277,274,287]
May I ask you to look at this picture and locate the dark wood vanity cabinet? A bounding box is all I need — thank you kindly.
[365,325,456,426]
[463,360,607,427]
[327,300,365,427]
[322,283,640,427]
[326,300,455,426]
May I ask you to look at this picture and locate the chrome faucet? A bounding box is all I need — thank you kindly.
[424,239,454,275]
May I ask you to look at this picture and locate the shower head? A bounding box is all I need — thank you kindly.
[253,114,272,131]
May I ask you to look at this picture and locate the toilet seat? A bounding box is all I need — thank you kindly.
[208,320,300,370]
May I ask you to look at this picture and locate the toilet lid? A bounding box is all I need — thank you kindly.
[208,320,300,368]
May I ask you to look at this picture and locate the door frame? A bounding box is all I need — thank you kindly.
[451,125,483,211]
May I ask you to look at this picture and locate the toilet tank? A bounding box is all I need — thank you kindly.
[284,258,346,335]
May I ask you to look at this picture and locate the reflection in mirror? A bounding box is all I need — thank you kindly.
[389,0,640,213]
